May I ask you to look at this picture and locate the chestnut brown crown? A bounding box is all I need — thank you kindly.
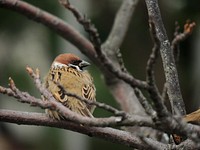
[52,53,90,71]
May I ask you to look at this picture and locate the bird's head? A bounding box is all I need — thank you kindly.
[52,53,90,71]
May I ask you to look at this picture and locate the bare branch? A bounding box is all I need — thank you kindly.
[0,79,154,128]
[102,0,139,72]
[145,20,169,119]
[0,78,54,109]
[1,75,200,147]
[0,109,168,150]
[59,0,101,50]
[172,20,196,63]
[0,0,96,62]
[104,0,139,51]
[146,20,160,86]
[0,67,156,128]
[134,88,157,119]
[60,1,148,90]
[162,21,195,104]
[145,0,186,116]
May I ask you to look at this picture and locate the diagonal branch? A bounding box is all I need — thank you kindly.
[59,0,101,50]
[0,0,96,62]
[59,0,148,90]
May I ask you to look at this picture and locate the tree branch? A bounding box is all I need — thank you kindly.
[0,68,155,128]
[171,20,196,63]
[58,0,150,123]
[0,109,168,150]
[0,0,96,61]
[145,0,186,116]
[104,0,139,50]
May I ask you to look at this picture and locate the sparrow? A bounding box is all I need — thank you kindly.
[44,53,96,120]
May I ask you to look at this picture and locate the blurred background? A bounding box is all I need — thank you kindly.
[0,0,200,149]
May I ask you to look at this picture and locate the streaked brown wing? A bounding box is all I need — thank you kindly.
[82,84,96,114]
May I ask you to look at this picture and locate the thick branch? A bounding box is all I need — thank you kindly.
[145,0,186,115]
[1,110,200,149]
[0,110,168,150]
[101,0,146,117]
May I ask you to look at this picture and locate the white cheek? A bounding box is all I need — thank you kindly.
[68,64,82,72]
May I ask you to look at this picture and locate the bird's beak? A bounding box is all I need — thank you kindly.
[79,60,90,68]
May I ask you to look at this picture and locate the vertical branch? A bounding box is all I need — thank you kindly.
[146,20,160,86]
[162,21,195,102]
[145,0,186,116]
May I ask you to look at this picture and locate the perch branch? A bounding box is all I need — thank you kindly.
[1,75,200,147]
[0,67,155,128]
[0,77,154,128]
[0,109,168,150]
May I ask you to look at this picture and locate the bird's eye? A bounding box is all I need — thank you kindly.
[70,60,82,66]
[68,60,83,71]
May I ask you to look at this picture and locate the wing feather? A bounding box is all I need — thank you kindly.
[82,84,96,114]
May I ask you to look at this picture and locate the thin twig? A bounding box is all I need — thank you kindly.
[59,0,101,49]
[146,20,160,86]
[0,78,54,109]
[172,20,196,64]
[134,88,157,119]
